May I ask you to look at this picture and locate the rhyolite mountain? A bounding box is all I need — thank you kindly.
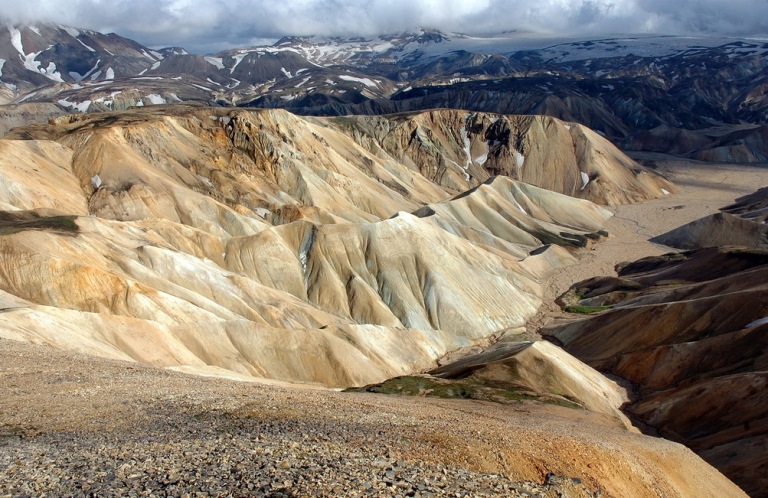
[0,105,673,386]
[3,22,768,161]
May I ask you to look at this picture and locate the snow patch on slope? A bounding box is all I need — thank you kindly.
[475,141,490,165]
[230,52,248,73]
[18,91,37,102]
[746,317,768,328]
[9,27,65,82]
[254,208,270,219]
[61,26,80,38]
[9,27,24,55]
[76,38,96,52]
[146,94,166,105]
[78,59,101,81]
[93,91,122,108]
[204,56,224,70]
[459,120,472,181]
[513,149,525,169]
[338,74,377,87]
[58,98,91,112]
[141,50,158,61]
[580,171,590,190]
[191,83,213,92]
[41,62,64,82]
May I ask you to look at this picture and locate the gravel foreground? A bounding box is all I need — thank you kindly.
[0,339,742,497]
[0,341,596,497]
[1,434,590,497]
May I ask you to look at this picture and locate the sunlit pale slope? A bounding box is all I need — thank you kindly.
[0,105,667,386]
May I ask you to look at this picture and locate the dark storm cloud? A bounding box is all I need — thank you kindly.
[3,1,767,54]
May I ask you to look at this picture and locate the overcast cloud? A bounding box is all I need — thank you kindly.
[2,0,766,53]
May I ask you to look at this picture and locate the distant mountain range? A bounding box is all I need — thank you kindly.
[2,22,768,159]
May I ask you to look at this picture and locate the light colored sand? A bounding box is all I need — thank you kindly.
[528,159,768,334]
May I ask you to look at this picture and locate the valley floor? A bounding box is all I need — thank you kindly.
[526,157,768,336]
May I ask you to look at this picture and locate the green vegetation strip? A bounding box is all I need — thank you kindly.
[563,304,612,314]
[0,215,79,235]
[346,375,582,409]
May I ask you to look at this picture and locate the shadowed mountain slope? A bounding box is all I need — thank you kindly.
[544,246,768,497]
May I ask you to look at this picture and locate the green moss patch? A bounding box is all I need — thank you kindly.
[0,213,79,236]
[346,375,582,409]
[563,304,612,314]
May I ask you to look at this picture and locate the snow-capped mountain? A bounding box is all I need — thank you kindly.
[0,23,165,93]
[3,22,768,160]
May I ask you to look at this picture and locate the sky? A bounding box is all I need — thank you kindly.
[2,0,767,54]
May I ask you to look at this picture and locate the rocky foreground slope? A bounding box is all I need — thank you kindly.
[0,105,672,387]
[0,338,746,497]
